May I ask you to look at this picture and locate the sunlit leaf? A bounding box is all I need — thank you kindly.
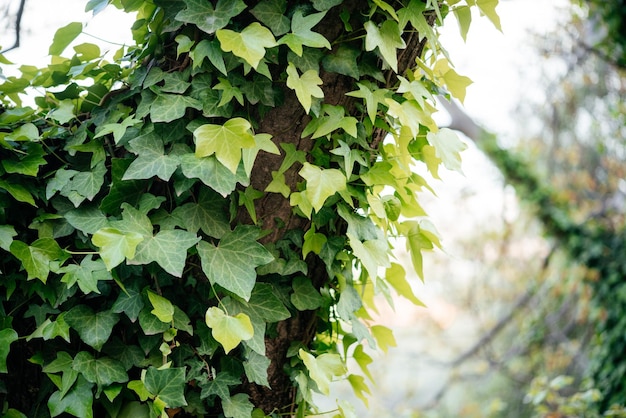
[194,118,255,174]
[49,22,82,56]
[299,163,346,213]
[286,63,323,113]
[217,23,277,69]
[299,349,346,395]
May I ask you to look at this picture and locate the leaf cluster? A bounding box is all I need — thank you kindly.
[0,0,499,416]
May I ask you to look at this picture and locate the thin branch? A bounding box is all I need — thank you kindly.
[0,0,26,53]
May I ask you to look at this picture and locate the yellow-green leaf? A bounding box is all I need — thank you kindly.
[216,22,277,69]
[286,63,323,114]
[426,128,466,173]
[147,291,175,324]
[194,118,255,174]
[477,0,502,31]
[299,349,346,395]
[299,163,346,213]
[205,307,254,354]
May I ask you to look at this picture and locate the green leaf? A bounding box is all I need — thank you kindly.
[250,0,290,36]
[303,226,327,258]
[2,143,46,176]
[72,351,128,387]
[138,308,170,335]
[311,0,342,11]
[49,22,83,55]
[476,0,502,31]
[194,118,255,174]
[243,351,271,387]
[346,82,389,123]
[286,63,323,114]
[214,77,244,107]
[223,393,254,418]
[172,189,230,239]
[100,159,145,215]
[176,0,246,34]
[149,93,202,123]
[60,255,111,295]
[0,178,36,206]
[147,291,175,323]
[0,225,17,252]
[299,349,346,395]
[50,99,76,124]
[92,227,144,270]
[111,287,144,322]
[426,128,466,173]
[48,375,94,418]
[43,352,78,397]
[65,306,119,351]
[322,44,360,79]
[364,20,405,72]
[348,374,371,407]
[385,263,424,306]
[94,116,142,144]
[291,276,323,311]
[179,153,246,197]
[217,23,277,69]
[205,307,254,354]
[199,370,239,400]
[348,232,390,280]
[434,58,473,103]
[245,283,291,322]
[197,227,274,301]
[278,11,330,56]
[453,5,472,41]
[190,39,227,74]
[299,162,346,213]
[123,135,180,181]
[10,238,64,282]
[371,325,396,353]
[130,229,200,277]
[65,206,108,234]
[143,366,187,408]
[0,328,18,373]
[302,105,357,139]
[352,345,374,382]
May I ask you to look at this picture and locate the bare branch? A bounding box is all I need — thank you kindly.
[1,0,26,53]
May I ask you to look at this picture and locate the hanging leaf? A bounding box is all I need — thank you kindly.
[426,128,467,173]
[299,349,346,395]
[0,328,18,373]
[49,22,83,55]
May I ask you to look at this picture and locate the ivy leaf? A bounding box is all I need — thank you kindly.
[43,352,78,398]
[364,20,405,73]
[205,307,254,354]
[138,308,170,335]
[2,143,46,176]
[197,226,274,301]
[214,77,244,107]
[60,255,111,295]
[123,135,180,181]
[172,189,230,239]
[10,238,64,283]
[111,287,144,323]
[143,366,187,408]
[299,349,346,395]
[94,116,142,145]
[0,328,18,373]
[348,374,371,407]
[190,39,227,74]
[348,232,390,280]
[322,44,360,79]
[65,305,120,351]
[48,376,94,418]
[371,325,396,353]
[147,291,175,323]
[150,93,202,123]
[179,153,246,197]
[100,159,145,215]
[223,393,254,418]
[199,371,240,400]
[302,105,357,139]
[426,128,466,173]
[0,225,16,252]
[434,58,473,103]
[194,118,255,174]
[278,11,330,56]
[176,0,246,34]
[0,178,36,206]
[250,0,290,36]
[385,263,424,306]
[72,351,128,388]
[242,283,291,323]
[311,0,342,11]
[243,350,271,387]
[49,22,82,55]
[50,99,76,124]
[477,0,502,31]
[299,163,346,213]
[130,229,200,277]
[346,82,389,123]
[291,276,323,311]
[286,63,323,114]
[92,228,144,270]
[65,206,108,234]
[217,23,277,69]
[453,5,472,41]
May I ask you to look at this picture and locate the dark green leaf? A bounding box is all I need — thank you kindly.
[0,328,18,373]
[176,0,246,34]
[65,305,120,351]
[250,0,290,36]
[149,93,202,123]
[197,226,274,301]
[48,375,94,418]
[143,366,187,408]
[223,393,254,418]
[111,287,144,322]
[10,238,64,282]
[243,350,270,387]
[72,351,128,387]
[291,276,323,311]
[172,188,230,239]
